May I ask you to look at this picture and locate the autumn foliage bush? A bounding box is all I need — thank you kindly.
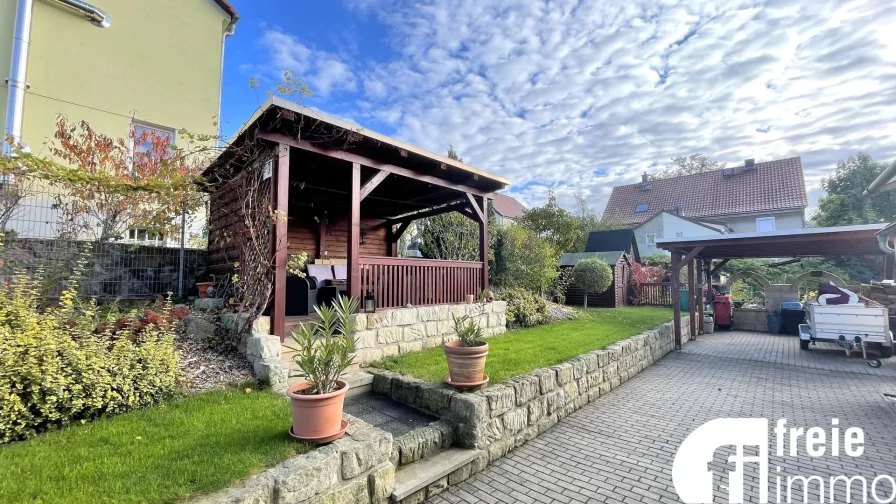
[0,244,181,443]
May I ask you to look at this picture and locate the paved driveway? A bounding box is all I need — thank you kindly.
[428,333,896,503]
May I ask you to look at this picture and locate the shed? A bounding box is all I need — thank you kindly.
[559,251,632,308]
[583,229,640,262]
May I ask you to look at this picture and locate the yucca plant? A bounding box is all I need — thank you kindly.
[452,314,486,347]
[287,295,359,395]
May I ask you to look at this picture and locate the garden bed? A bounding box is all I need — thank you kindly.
[0,385,311,504]
[374,307,673,383]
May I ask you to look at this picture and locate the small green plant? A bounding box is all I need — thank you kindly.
[498,287,551,328]
[287,295,359,394]
[286,252,308,277]
[452,314,485,347]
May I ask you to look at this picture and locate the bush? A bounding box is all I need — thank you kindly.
[0,258,180,443]
[498,287,551,328]
[572,258,613,307]
[492,225,559,292]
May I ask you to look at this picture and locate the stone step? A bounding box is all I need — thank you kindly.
[343,371,374,398]
[392,448,483,502]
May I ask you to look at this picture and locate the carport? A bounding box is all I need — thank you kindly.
[655,223,890,349]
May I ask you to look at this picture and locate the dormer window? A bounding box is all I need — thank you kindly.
[635,203,649,213]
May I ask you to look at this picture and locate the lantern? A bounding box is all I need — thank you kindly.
[364,291,376,313]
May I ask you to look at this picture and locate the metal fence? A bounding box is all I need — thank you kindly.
[1,181,207,300]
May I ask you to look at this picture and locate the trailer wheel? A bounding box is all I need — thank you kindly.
[882,346,894,358]
[868,359,882,368]
[800,339,810,350]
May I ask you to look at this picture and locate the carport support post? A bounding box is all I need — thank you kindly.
[688,258,696,341]
[671,250,682,349]
[696,258,704,335]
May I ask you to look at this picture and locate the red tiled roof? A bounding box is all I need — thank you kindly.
[602,157,808,225]
[492,193,527,219]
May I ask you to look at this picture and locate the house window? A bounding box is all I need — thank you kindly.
[127,228,163,243]
[756,217,776,232]
[131,122,176,161]
[635,203,649,213]
[645,233,656,245]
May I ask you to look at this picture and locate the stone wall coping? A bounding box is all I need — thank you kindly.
[188,414,394,504]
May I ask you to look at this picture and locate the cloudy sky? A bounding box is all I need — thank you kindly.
[220,0,896,215]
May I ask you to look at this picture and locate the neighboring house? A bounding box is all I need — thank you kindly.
[491,193,526,226]
[559,251,633,308]
[1,0,238,245]
[602,158,809,239]
[636,211,726,257]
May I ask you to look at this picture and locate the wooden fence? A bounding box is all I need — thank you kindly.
[635,282,674,306]
[358,256,483,309]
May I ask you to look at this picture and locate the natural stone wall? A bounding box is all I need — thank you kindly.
[189,415,395,504]
[371,316,688,451]
[351,302,507,365]
[389,421,454,469]
[733,308,768,332]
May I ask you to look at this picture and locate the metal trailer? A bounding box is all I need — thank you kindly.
[799,303,895,368]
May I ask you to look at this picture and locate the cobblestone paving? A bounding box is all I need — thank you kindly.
[428,337,896,503]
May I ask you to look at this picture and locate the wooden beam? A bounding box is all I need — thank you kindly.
[479,195,489,293]
[348,163,361,301]
[391,221,412,243]
[458,208,479,223]
[681,246,705,265]
[671,251,682,349]
[317,218,327,259]
[709,258,730,278]
[385,202,468,227]
[465,193,485,223]
[258,131,492,197]
[688,258,696,342]
[272,143,290,340]
[696,258,704,336]
[359,170,389,201]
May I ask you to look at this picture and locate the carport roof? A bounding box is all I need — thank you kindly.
[655,224,887,258]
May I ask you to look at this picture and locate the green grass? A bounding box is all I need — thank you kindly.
[0,385,312,504]
[376,306,673,383]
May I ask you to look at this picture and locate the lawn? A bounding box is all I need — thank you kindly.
[0,385,311,504]
[376,306,673,383]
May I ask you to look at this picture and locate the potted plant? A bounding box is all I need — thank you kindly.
[465,294,475,304]
[285,295,358,443]
[195,274,216,298]
[444,314,489,388]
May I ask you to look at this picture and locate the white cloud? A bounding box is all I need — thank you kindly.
[252,29,357,96]
[256,0,896,213]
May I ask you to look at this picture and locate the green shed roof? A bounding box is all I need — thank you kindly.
[559,251,625,267]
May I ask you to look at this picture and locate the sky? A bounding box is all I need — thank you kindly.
[219,0,896,216]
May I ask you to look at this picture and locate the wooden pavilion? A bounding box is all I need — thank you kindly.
[203,98,509,338]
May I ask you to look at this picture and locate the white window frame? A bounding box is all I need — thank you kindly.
[126,228,164,244]
[756,217,776,232]
[645,233,656,245]
[129,120,176,169]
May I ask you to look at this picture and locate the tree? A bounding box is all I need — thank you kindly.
[518,191,581,253]
[572,192,624,252]
[572,258,612,307]
[492,224,558,292]
[814,153,896,227]
[652,153,725,180]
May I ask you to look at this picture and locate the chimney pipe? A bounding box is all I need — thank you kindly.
[744,158,755,169]
[641,172,651,190]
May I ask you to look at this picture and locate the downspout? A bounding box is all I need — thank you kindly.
[3,0,34,156]
[3,0,110,157]
[864,158,896,196]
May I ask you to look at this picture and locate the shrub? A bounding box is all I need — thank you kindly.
[498,287,551,328]
[0,256,180,443]
[287,295,359,394]
[452,314,486,346]
[572,258,613,307]
[492,225,559,292]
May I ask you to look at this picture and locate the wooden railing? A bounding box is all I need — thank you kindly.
[359,256,483,309]
[636,282,674,306]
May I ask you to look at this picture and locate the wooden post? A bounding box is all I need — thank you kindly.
[317,218,327,259]
[272,143,290,339]
[478,196,489,293]
[886,251,895,281]
[348,162,361,300]
[688,257,696,342]
[696,258,704,336]
[671,250,682,349]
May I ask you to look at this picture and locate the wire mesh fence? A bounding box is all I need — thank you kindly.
[1,180,207,300]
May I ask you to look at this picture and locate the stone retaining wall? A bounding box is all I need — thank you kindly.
[189,415,394,504]
[733,307,768,332]
[351,302,507,365]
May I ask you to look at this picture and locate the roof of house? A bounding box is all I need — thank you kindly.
[214,0,239,20]
[634,210,727,234]
[602,157,808,226]
[584,229,640,262]
[559,251,627,267]
[492,193,527,219]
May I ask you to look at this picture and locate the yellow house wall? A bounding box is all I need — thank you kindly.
[0,0,17,130]
[19,0,229,151]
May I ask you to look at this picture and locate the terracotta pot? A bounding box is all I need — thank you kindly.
[444,340,488,384]
[196,281,215,298]
[465,294,475,304]
[287,380,348,441]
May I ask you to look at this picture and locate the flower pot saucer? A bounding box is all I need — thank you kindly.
[288,419,349,444]
[445,374,489,389]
